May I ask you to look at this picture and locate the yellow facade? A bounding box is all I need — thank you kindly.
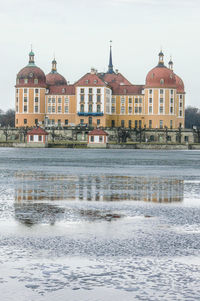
[15,50,185,129]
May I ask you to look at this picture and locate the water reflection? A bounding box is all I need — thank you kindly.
[14,173,184,203]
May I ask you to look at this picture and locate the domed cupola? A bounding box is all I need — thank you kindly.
[46,58,67,86]
[16,50,46,88]
[145,51,176,89]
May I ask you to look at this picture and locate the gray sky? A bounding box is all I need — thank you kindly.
[1,0,200,110]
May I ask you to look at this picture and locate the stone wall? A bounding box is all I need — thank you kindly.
[0,126,199,144]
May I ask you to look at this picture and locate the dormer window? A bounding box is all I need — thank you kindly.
[34,79,38,84]
[62,88,66,93]
[24,79,28,84]
[85,80,89,84]
[94,80,97,84]
[160,79,164,85]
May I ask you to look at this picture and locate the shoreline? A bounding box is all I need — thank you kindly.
[0,141,200,150]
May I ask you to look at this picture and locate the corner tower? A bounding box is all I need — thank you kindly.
[15,49,46,127]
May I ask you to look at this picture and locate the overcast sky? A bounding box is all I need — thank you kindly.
[1,0,200,110]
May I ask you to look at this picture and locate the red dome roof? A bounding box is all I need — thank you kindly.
[46,72,67,86]
[175,74,184,93]
[145,66,176,88]
[16,65,46,88]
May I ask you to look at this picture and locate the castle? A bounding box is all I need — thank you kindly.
[15,45,185,129]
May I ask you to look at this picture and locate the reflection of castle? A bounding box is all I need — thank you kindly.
[15,173,184,204]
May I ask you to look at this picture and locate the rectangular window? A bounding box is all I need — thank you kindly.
[180,95,183,99]
[160,98,164,104]
[97,119,100,126]
[112,97,116,104]
[128,107,132,114]
[97,95,101,102]
[170,107,173,113]
[135,107,138,113]
[170,98,173,104]
[52,98,56,103]
[24,97,27,103]
[48,98,51,103]
[159,106,163,114]
[139,98,142,103]
[149,89,152,94]
[80,95,84,102]
[135,98,138,104]
[139,120,142,128]
[16,97,18,103]
[89,88,93,94]
[97,88,101,94]
[30,135,33,141]
[121,97,125,104]
[65,119,68,125]
[35,88,39,93]
[160,89,164,94]
[121,120,125,127]
[65,97,69,104]
[89,104,93,112]
[149,106,152,114]
[139,107,142,113]
[52,107,55,113]
[80,104,84,112]
[128,98,132,104]
[35,119,38,125]
[80,88,84,93]
[121,107,125,114]
[39,135,42,142]
[129,120,132,128]
[135,120,138,128]
[170,120,173,129]
[149,120,152,128]
[58,98,62,103]
[111,107,115,113]
[58,119,61,126]
[91,136,94,142]
[171,90,173,95]
[89,95,93,102]
[99,136,103,142]
[149,98,152,104]
[35,97,38,102]
[97,105,101,113]
[24,119,27,125]
[48,106,51,113]
[52,119,55,125]
[35,106,38,113]
[65,106,69,113]
[16,105,18,112]
[111,120,115,127]
[160,120,163,128]
[24,105,27,112]
[179,110,182,116]
[180,102,182,107]
[58,106,62,113]
[24,89,27,94]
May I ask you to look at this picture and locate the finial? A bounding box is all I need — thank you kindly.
[158,48,164,66]
[28,45,35,65]
[168,55,173,70]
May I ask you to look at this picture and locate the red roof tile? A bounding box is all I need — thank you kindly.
[88,129,108,136]
[48,84,75,95]
[75,73,108,87]
[99,72,132,85]
[27,127,48,136]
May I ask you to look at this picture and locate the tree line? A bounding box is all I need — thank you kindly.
[0,107,200,129]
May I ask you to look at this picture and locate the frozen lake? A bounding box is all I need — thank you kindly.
[0,148,200,300]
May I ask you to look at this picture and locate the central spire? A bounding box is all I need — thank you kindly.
[107,40,114,74]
